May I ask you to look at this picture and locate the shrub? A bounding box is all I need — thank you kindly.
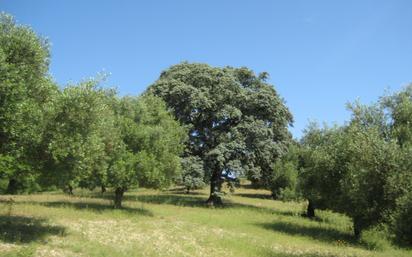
[392,192,412,246]
[360,225,391,251]
[177,156,205,193]
[269,143,300,201]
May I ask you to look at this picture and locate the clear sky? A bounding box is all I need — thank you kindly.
[1,0,411,138]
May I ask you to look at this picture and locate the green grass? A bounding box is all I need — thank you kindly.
[0,184,411,257]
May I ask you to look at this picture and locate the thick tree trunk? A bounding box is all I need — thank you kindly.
[206,171,223,206]
[307,199,315,218]
[114,187,125,209]
[6,179,18,194]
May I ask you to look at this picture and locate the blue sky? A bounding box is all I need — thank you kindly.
[1,0,411,138]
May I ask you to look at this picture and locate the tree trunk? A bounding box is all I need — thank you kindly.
[186,187,190,194]
[307,199,315,218]
[101,185,106,194]
[114,187,125,209]
[353,218,362,239]
[67,185,74,195]
[6,179,18,194]
[206,171,223,206]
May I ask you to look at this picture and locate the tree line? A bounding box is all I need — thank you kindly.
[0,13,186,208]
[1,13,411,245]
[297,88,412,244]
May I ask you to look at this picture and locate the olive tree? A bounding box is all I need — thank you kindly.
[299,123,345,218]
[381,85,412,244]
[45,81,114,194]
[107,94,186,208]
[0,13,58,193]
[299,106,403,238]
[338,123,401,237]
[382,84,412,147]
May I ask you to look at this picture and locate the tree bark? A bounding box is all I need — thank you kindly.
[307,199,315,218]
[114,187,125,209]
[67,185,74,195]
[101,185,106,194]
[6,179,18,194]
[353,218,362,239]
[206,171,223,206]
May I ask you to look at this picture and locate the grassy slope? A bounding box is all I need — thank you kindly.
[0,185,411,257]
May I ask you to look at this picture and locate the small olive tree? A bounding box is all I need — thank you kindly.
[299,105,403,238]
[45,81,113,194]
[107,94,186,208]
[299,123,344,218]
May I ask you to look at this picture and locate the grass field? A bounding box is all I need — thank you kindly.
[0,183,411,257]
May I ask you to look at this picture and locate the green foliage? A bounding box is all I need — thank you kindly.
[391,192,412,245]
[0,13,58,194]
[42,86,186,207]
[338,123,401,235]
[359,225,392,251]
[102,94,186,207]
[381,85,412,245]
[299,123,344,212]
[299,90,412,242]
[114,94,186,190]
[381,84,412,147]
[0,155,14,182]
[45,81,115,192]
[149,62,293,204]
[269,143,300,201]
[300,120,402,236]
[177,156,206,193]
[0,13,186,209]
[105,145,136,190]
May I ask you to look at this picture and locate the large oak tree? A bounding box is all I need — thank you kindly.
[149,63,293,205]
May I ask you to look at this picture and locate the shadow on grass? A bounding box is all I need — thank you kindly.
[235,193,273,200]
[41,201,154,216]
[165,187,204,195]
[261,249,337,257]
[238,183,259,190]
[137,194,209,208]
[135,194,300,216]
[257,221,358,247]
[0,198,154,217]
[0,215,66,244]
